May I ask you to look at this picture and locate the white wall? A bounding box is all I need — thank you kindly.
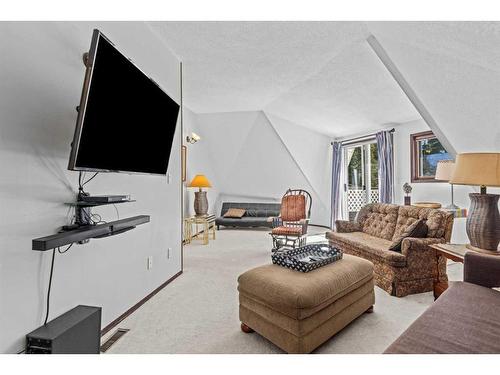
[265,112,332,225]
[0,22,182,353]
[182,108,220,217]
[191,110,332,226]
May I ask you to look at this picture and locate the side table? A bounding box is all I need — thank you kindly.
[189,215,216,245]
[430,243,469,300]
[183,217,194,244]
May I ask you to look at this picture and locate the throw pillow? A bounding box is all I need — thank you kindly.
[389,219,428,252]
[223,208,246,218]
[245,209,258,217]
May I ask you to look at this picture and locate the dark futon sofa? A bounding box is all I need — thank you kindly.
[215,202,280,230]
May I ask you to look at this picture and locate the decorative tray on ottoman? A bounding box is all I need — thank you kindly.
[272,244,343,273]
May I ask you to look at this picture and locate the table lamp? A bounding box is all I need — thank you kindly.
[450,153,500,254]
[188,174,212,216]
[435,160,459,210]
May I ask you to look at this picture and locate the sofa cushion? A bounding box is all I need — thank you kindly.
[327,231,407,267]
[220,202,281,217]
[215,217,271,227]
[223,208,246,218]
[356,203,399,240]
[389,219,428,252]
[252,209,279,217]
[394,205,450,239]
[237,254,374,320]
[425,209,451,238]
[245,209,258,217]
[384,282,500,353]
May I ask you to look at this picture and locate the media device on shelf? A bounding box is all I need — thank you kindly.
[80,195,130,203]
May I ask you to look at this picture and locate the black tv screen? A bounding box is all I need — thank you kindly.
[68,29,179,175]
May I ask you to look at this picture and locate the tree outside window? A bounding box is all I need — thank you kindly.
[411,131,450,182]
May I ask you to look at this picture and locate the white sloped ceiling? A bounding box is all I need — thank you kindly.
[368,22,500,152]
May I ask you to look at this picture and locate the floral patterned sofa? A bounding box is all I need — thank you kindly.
[326,203,454,297]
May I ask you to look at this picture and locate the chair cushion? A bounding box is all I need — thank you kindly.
[237,254,374,320]
[327,231,407,267]
[281,195,306,221]
[384,282,500,353]
[272,226,303,236]
[223,208,246,218]
[389,219,428,252]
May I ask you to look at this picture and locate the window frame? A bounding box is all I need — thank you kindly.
[410,130,448,183]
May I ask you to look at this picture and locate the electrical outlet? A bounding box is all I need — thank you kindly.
[147,256,153,270]
[167,247,172,259]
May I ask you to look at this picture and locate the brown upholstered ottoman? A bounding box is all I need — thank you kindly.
[237,254,375,353]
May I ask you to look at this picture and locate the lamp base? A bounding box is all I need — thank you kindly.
[193,190,209,217]
[444,203,460,210]
[466,193,500,252]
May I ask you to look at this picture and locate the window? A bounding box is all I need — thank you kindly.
[410,131,450,182]
[343,141,379,220]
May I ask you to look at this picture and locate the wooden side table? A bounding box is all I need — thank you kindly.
[430,243,469,300]
[189,215,216,245]
[183,217,194,244]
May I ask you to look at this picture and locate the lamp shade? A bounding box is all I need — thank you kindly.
[450,153,500,187]
[434,160,455,181]
[188,174,212,188]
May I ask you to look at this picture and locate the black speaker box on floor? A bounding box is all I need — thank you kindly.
[26,305,101,354]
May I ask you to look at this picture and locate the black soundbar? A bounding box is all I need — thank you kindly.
[32,215,150,251]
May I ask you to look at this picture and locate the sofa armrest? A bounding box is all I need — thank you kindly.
[464,252,500,288]
[399,237,447,283]
[400,237,445,256]
[335,220,362,233]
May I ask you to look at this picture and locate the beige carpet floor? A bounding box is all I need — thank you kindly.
[103,227,462,354]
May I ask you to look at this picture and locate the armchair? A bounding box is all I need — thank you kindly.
[270,189,312,251]
[464,252,500,288]
[385,252,500,353]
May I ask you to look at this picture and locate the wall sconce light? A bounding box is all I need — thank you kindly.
[186,132,201,144]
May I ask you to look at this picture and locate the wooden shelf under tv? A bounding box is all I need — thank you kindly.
[32,215,150,251]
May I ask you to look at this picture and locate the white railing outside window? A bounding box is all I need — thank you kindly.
[347,189,379,212]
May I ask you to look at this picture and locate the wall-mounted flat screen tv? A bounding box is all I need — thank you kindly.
[68,29,180,175]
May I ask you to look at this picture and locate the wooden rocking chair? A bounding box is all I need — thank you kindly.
[269,189,312,252]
